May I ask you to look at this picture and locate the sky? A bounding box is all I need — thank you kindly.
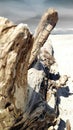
[0,0,73,34]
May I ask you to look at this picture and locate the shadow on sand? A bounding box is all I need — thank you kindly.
[56,85,73,130]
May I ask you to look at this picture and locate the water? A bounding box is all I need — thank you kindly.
[0,0,73,34]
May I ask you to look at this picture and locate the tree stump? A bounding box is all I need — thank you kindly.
[0,8,59,130]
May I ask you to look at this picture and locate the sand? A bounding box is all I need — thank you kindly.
[49,34,73,129]
[50,34,73,77]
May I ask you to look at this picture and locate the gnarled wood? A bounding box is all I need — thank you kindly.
[0,8,59,130]
[0,17,33,130]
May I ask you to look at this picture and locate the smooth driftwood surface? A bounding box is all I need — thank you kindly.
[28,8,58,68]
[0,8,59,130]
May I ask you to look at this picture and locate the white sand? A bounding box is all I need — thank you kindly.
[49,34,73,129]
[50,34,73,78]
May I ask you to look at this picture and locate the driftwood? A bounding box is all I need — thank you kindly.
[0,17,33,130]
[66,120,71,130]
[0,8,70,130]
[28,8,58,67]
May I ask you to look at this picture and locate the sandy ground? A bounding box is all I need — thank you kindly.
[49,34,73,129]
[50,34,73,77]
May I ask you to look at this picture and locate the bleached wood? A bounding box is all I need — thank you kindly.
[29,8,58,67]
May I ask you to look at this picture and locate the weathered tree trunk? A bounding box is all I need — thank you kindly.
[0,8,58,130]
[0,17,33,130]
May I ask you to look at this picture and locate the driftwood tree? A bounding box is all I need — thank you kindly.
[0,8,59,130]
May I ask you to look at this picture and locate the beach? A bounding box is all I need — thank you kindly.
[49,34,73,129]
[50,34,73,78]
